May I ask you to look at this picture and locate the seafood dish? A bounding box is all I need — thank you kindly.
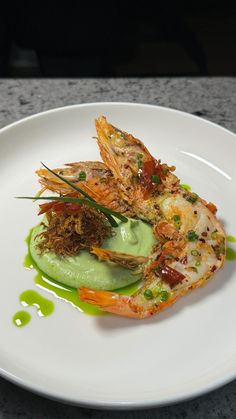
[25,116,226,319]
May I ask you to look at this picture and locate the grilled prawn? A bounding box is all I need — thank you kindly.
[79,117,226,319]
[36,161,135,217]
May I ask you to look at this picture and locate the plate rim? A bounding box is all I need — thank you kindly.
[0,101,236,409]
[0,101,236,139]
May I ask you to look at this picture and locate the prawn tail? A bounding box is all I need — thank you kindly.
[79,287,142,318]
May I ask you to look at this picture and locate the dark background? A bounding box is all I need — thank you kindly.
[1,1,236,77]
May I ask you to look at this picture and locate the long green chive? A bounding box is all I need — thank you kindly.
[16,196,128,227]
[39,162,125,227]
[144,289,154,300]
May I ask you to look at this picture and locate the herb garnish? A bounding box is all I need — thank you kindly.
[186,193,198,204]
[136,153,143,169]
[151,174,160,184]
[144,289,154,300]
[187,230,199,242]
[172,214,181,229]
[160,290,169,302]
[191,249,201,256]
[78,171,86,181]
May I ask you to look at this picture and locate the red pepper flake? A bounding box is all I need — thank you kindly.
[211,265,217,272]
[156,266,185,288]
[201,232,208,237]
[199,238,206,243]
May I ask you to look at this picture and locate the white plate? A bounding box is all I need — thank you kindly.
[0,102,236,409]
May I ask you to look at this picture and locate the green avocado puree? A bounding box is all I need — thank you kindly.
[30,218,156,290]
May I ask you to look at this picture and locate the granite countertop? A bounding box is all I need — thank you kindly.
[0,78,236,419]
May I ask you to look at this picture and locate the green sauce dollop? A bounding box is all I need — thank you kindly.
[30,218,156,290]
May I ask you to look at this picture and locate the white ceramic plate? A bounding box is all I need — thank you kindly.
[1,103,236,409]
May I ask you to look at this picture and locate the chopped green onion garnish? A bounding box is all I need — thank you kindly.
[144,289,154,300]
[195,260,201,267]
[136,153,143,169]
[211,230,218,240]
[191,249,200,256]
[172,214,181,229]
[160,290,169,302]
[40,162,94,201]
[187,230,199,242]
[78,171,86,181]
[191,266,198,273]
[186,193,198,204]
[151,175,160,184]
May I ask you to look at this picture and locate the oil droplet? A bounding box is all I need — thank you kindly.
[227,235,236,243]
[24,229,140,316]
[226,247,236,261]
[20,290,54,317]
[13,311,31,328]
[180,184,191,192]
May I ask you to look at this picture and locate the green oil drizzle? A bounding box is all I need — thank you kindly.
[180,184,191,192]
[227,235,236,243]
[20,290,54,317]
[24,229,140,316]
[226,247,236,261]
[226,234,236,261]
[13,311,31,328]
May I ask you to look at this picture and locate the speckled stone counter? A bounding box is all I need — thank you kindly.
[0,78,236,419]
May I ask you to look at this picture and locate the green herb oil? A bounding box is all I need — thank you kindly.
[13,311,31,328]
[24,230,140,316]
